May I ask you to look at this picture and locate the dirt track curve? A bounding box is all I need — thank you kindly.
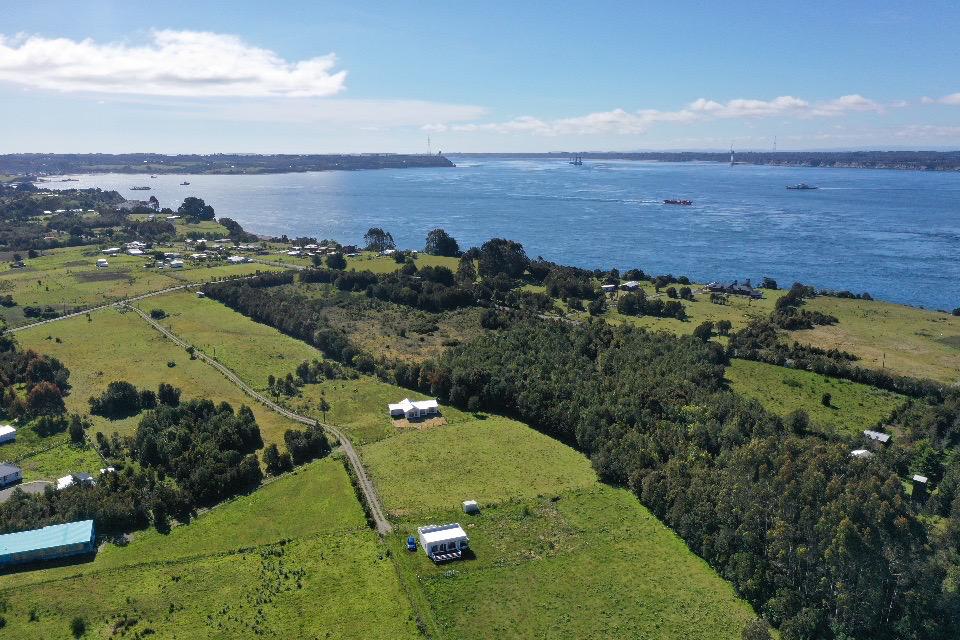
[125,304,393,535]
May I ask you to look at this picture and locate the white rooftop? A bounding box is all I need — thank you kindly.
[850,449,873,459]
[912,474,928,484]
[418,523,468,545]
[388,398,439,412]
[0,425,16,440]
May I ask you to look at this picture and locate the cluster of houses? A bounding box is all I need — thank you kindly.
[98,240,256,270]
[704,280,764,299]
[285,243,344,258]
[601,280,643,295]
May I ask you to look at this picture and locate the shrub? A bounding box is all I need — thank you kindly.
[71,616,86,638]
[150,308,167,320]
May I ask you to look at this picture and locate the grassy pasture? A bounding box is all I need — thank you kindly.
[391,487,756,640]
[362,415,598,517]
[135,290,321,390]
[0,458,419,639]
[790,296,960,384]
[291,376,474,445]
[14,308,299,447]
[0,245,284,327]
[725,358,906,436]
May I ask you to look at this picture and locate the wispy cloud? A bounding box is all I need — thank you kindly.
[0,30,347,97]
[426,94,895,136]
[921,92,960,106]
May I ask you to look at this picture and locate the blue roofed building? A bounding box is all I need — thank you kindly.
[0,520,96,567]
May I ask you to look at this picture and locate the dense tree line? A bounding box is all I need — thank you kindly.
[405,319,953,639]
[0,343,70,419]
[131,399,263,507]
[771,283,839,329]
[617,290,687,320]
[89,381,181,419]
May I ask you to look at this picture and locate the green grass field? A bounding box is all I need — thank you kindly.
[135,290,322,390]
[0,458,420,639]
[289,376,472,445]
[725,358,907,436]
[362,416,598,517]
[790,296,960,384]
[391,487,756,640]
[14,308,300,449]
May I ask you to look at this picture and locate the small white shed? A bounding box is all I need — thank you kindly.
[96,258,109,268]
[463,500,480,514]
[418,523,469,561]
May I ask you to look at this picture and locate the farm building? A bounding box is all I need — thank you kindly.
[388,398,440,420]
[706,281,764,299]
[56,473,95,491]
[850,449,874,459]
[0,463,22,487]
[101,247,120,255]
[863,430,891,445]
[417,523,469,561]
[0,425,16,445]
[0,520,96,567]
[127,248,144,256]
[169,259,184,269]
[96,258,109,268]
[620,280,642,291]
[227,255,250,264]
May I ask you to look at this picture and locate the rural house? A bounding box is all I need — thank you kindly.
[417,523,470,561]
[56,473,95,491]
[388,398,440,420]
[0,424,15,445]
[863,430,892,446]
[706,280,764,299]
[0,463,22,488]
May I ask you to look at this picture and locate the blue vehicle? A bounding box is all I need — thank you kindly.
[406,536,417,552]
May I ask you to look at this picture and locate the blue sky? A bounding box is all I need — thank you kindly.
[2,0,959,152]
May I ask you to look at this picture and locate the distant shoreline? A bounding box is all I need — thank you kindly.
[0,153,455,178]
[453,151,960,172]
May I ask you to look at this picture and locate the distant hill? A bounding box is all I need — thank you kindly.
[0,153,455,176]
[456,150,960,171]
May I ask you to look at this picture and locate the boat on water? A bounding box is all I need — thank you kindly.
[130,186,151,191]
[786,183,818,190]
[59,178,79,182]
[180,181,190,185]
[569,155,583,166]
[150,175,157,178]
[663,199,693,206]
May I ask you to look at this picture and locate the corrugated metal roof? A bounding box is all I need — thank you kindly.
[0,463,20,475]
[0,520,94,556]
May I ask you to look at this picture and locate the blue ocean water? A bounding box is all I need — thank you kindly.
[55,158,960,309]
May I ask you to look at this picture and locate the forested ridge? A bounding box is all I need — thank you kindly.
[413,320,955,640]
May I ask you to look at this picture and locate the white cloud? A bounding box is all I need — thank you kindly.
[0,30,347,97]
[937,92,960,105]
[894,124,960,138]
[426,93,893,137]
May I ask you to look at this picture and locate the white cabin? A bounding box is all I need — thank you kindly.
[0,425,16,445]
[418,523,469,561]
[227,256,249,264]
[388,398,439,420]
[96,258,109,268]
[101,247,121,255]
[169,259,184,269]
